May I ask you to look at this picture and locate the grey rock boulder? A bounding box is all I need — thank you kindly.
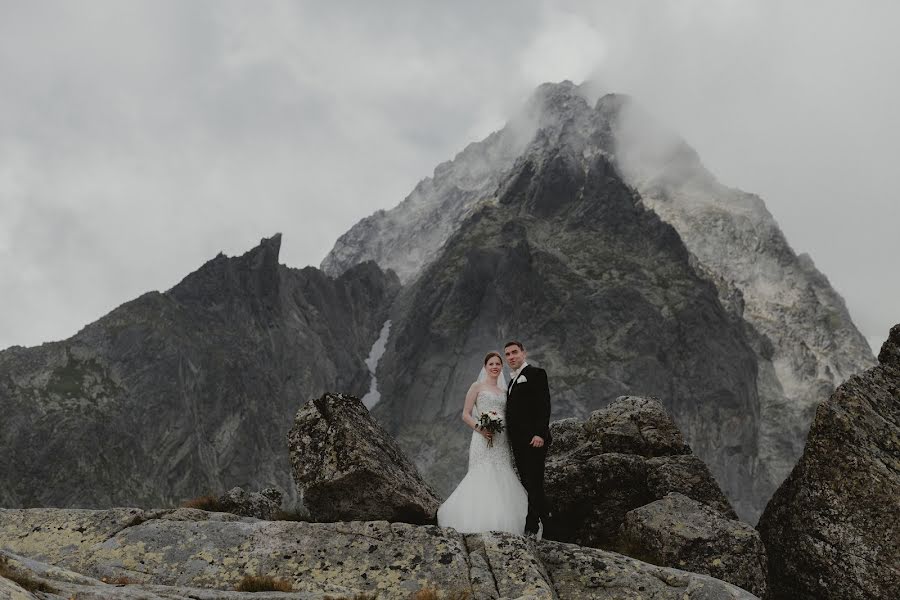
[287,392,441,524]
[620,493,767,597]
[757,323,900,600]
[545,396,737,547]
[582,395,691,456]
[645,455,737,519]
[541,539,758,600]
[216,487,282,520]
[544,396,766,595]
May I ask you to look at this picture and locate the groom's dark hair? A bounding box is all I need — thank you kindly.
[504,340,525,351]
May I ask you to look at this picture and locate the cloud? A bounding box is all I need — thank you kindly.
[1,0,897,353]
[518,6,606,85]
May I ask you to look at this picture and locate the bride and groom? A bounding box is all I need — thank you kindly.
[437,341,552,538]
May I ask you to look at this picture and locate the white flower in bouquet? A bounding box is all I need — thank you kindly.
[478,410,504,448]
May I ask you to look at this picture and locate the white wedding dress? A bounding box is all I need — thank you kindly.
[437,389,528,534]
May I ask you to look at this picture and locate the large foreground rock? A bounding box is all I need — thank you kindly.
[287,392,441,524]
[0,507,759,599]
[620,493,767,597]
[757,324,900,600]
[545,396,765,594]
[546,396,737,546]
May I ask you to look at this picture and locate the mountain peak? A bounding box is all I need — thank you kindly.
[248,232,282,272]
[168,233,283,310]
[878,323,900,369]
[529,80,589,108]
[514,80,596,139]
[319,79,875,521]
[594,92,634,118]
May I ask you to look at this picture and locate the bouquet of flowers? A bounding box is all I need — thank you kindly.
[478,410,504,448]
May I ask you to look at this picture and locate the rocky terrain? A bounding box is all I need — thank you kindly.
[757,324,900,599]
[283,392,767,595]
[322,81,874,521]
[3,332,896,598]
[0,394,762,599]
[0,234,400,508]
[0,508,757,600]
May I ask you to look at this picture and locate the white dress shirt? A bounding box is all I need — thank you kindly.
[509,362,529,386]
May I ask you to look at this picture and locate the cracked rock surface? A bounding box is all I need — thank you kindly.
[0,507,758,599]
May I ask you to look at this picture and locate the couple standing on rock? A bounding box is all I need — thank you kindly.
[437,341,552,538]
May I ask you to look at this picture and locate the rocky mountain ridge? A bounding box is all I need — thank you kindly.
[0,234,399,508]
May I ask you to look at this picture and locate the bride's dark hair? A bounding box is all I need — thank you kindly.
[483,351,502,365]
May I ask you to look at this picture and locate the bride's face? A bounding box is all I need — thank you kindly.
[485,356,503,379]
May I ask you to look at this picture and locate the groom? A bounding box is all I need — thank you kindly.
[504,340,552,537]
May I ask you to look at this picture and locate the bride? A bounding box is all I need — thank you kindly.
[436,351,528,534]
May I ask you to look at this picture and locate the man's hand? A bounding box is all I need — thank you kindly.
[529,435,544,448]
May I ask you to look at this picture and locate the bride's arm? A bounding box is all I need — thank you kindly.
[461,383,486,436]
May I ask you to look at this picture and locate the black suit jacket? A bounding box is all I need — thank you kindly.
[505,364,553,448]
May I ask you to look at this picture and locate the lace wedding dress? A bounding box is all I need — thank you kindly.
[436,389,528,534]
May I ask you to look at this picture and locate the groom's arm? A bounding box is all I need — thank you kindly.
[531,368,552,443]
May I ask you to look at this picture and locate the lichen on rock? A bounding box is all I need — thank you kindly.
[287,392,442,524]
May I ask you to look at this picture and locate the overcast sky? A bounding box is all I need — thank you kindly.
[1,1,897,355]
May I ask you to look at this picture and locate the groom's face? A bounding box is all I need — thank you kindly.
[504,344,526,371]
